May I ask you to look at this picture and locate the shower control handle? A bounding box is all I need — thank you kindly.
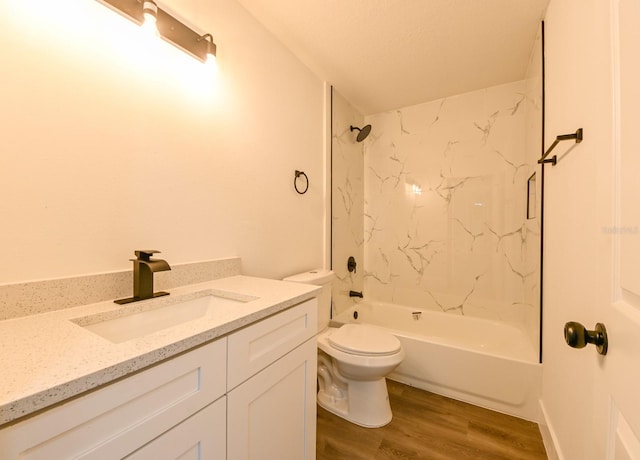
[347,256,357,273]
[564,321,608,355]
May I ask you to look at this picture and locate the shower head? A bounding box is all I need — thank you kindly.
[350,124,371,142]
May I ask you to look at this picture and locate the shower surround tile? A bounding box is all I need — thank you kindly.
[522,27,543,350]
[364,80,540,339]
[331,90,365,316]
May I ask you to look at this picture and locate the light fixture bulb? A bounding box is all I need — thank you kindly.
[205,54,218,74]
[141,1,159,36]
[206,52,217,69]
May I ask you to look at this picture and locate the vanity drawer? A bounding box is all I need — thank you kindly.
[227,298,317,390]
[0,337,226,459]
[126,396,226,460]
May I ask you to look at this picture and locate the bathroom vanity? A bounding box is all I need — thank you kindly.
[0,275,319,459]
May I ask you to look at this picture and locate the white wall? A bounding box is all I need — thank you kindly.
[0,0,325,285]
[541,0,613,458]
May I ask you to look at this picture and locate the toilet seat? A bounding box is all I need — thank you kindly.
[328,324,401,356]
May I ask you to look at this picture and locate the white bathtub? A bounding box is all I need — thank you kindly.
[331,301,542,421]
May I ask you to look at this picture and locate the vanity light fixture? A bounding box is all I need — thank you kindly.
[99,0,218,63]
[198,33,217,62]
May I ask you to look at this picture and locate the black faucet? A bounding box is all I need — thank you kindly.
[349,290,363,298]
[115,250,171,304]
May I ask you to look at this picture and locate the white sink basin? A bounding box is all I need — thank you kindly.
[74,293,255,343]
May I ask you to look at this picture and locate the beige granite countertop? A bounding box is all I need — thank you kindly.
[0,275,319,427]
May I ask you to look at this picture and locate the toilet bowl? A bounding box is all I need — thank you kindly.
[283,269,405,428]
[317,323,405,427]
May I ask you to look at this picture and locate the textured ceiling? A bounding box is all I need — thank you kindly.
[235,0,549,115]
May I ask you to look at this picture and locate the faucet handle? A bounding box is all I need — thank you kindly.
[134,250,162,262]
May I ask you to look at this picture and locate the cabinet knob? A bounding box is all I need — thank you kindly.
[564,321,608,355]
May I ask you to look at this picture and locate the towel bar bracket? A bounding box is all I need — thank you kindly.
[538,128,583,166]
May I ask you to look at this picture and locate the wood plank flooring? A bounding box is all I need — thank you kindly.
[316,380,548,460]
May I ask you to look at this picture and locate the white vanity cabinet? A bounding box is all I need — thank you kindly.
[0,297,318,460]
[227,298,317,460]
[0,337,228,459]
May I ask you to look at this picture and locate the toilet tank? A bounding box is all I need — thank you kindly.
[283,269,334,332]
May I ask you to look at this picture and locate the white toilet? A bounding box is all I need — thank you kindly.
[283,269,405,428]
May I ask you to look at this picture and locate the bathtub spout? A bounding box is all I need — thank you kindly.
[349,290,363,298]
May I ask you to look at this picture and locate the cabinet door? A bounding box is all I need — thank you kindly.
[125,396,226,460]
[227,338,317,460]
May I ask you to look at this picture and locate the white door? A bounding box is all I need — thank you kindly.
[594,1,640,457]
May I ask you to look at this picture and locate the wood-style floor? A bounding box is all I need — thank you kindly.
[316,380,548,460]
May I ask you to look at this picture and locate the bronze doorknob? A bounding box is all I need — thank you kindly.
[564,321,608,355]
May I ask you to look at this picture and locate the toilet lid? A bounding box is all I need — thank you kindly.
[328,324,401,356]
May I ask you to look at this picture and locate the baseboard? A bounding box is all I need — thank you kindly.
[538,399,562,460]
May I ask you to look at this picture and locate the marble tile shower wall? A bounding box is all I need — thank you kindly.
[522,27,543,349]
[363,80,540,339]
[331,90,364,316]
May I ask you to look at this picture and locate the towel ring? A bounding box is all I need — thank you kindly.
[294,170,309,194]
